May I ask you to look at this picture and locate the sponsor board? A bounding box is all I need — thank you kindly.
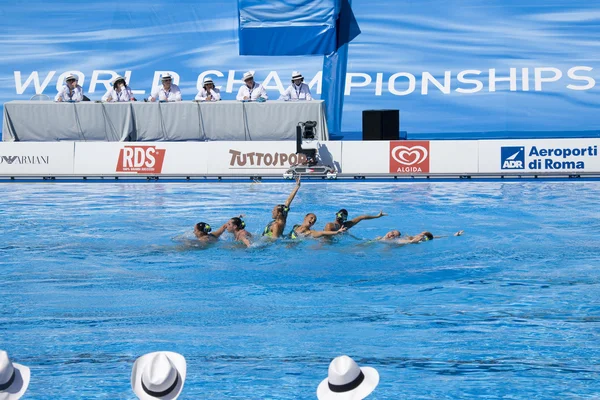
[227,148,306,169]
[526,144,596,171]
[205,141,342,175]
[75,142,342,176]
[389,141,430,173]
[116,146,166,173]
[0,142,74,175]
[344,140,476,175]
[501,146,525,170]
[480,139,600,173]
[74,143,208,175]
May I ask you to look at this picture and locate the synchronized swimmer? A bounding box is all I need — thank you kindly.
[262,177,301,239]
[191,179,463,248]
[377,230,465,244]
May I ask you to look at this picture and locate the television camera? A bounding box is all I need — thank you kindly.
[283,121,337,179]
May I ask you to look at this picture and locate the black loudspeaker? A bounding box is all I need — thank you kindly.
[362,110,400,140]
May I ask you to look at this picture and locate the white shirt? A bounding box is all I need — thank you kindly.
[102,85,134,102]
[194,88,221,101]
[149,84,182,102]
[236,82,268,101]
[55,85,84,102]
[279,83,312,101]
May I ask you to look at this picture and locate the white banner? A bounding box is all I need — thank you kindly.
[3,138,599,178]
[479,139,600,174]
[430,141,479,174]
[0,142,74,175]
[74,143,209,175]
[342,141,389,174]
[204,141,342,175]
[343,140,477,175]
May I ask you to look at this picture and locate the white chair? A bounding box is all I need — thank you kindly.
[29,94,50,101]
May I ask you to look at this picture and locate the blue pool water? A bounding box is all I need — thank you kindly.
[1,182,599,399]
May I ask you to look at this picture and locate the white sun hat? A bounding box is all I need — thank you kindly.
[65,74,78,81]
[112,75,126,84]
[203,77,214,85]
[291,71,304,81]
[242,71,254,81]
[161,73,174,81]
[317,355,379,400]
[0,350,30,400]
[131,351,186,400]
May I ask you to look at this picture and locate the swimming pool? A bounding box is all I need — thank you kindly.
[1,181,599,398]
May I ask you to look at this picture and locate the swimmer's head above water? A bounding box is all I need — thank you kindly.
[382,230,401,240]
[272,204,289,219]
[227,216,246,232]
[303,213,317,227]
[418,231,434,242]
[335,209,348,223]
[194,222,212,238]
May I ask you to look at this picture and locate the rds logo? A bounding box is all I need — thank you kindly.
[501,147,525,170]
[116,146,166,173]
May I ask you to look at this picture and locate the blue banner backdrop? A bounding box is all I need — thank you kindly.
[1,0,599,135]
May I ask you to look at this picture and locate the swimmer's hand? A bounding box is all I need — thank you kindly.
[376,211,387,218]
[335,226,347,235]
[454,230,464,236]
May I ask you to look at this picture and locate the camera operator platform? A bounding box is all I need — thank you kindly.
[284,121,337,179]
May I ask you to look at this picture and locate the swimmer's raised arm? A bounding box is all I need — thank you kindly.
[284,176,301,208]
[345,210,387,229]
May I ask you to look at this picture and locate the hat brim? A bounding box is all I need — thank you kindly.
[316,367,379,400]
[131,352,186,400]
[0,363,30,400]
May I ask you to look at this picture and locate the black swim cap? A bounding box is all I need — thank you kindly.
[195,222,212,233]
[336,209,348,221]
[231,217,246,229]
[276,204,289,217]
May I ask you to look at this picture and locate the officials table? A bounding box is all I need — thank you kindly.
[2,100,329,142]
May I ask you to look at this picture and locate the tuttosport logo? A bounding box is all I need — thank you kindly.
[501,144,598,171]
[389,141,430,173]
[116,146,166,173]
[228,149,306,169]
